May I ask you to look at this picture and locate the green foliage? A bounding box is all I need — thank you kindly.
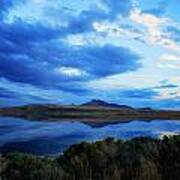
[1,135,180,180]
[1,153,65,180]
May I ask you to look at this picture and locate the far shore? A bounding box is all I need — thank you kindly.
[0,104,180,123]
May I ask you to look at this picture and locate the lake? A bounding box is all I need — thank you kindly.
[0,117,180,155]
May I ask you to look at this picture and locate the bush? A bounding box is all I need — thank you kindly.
[1,135,180,180]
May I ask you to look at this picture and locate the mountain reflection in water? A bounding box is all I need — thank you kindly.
[0,117,180,155]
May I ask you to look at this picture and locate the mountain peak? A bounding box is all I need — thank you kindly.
[81,99,134,109]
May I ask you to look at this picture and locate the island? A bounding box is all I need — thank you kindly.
[0,99,180,121]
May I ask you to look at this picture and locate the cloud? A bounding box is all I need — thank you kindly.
[0,78,90,106]
[165,26,180,42]
[156,90,180,101]
[157,54,180,70]
[86,3,180,53]
[92,20,142,43]
[0,87,18,99]
[64,0,134,35]
[130,7,180,52]
[0,0,15,19]
[151,79,180,101]
[0,0,179,108]
[0,42,141,85]
[0,0,25,19]
[130,8,167,45]
[119,89,159,99]
[5,0,134,33]
[0,18,141,94]
[160,54,180,61]
[62,45,140,78]
[155,84,178,89]
[55,67,88,77]
[0,20,64,45]
[66,9,108,34]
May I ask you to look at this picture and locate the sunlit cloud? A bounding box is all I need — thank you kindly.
[55,67,88,77]
[157,54,180,70]
[130,7,180,52]
[160,54,180,61]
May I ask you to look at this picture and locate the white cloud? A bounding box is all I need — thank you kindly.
[64,34,87,46]
[168,77,180,85]
[63,33,105,46]
[157,54,180,69]
[155,76,180,100]
[91,5,180,53]
[92,20,142,42]
[160,54,180,62]
[130,8,180,52]
[155,90,180,100]
[87,71,160,91]
[55,67,87,77]
[0,78,76,102]
[130,8,167,27]
[93,21,126,35]
[130,9,160,42]
[157,63,180,70]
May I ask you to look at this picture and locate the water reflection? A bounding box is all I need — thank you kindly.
[0,117,180,155]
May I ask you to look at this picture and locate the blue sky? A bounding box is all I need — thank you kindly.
[0,0,179,109]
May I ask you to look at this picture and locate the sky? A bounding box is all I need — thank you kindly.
[0,0,179,109]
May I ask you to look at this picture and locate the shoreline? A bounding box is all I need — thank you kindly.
[0,104,180,121]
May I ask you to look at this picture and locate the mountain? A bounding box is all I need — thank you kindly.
[139,107,153,111]
[81,99,134,109]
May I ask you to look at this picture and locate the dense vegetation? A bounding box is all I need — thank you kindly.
[1,135,180,180]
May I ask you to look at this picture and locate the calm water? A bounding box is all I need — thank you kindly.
[0,117,180,155]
